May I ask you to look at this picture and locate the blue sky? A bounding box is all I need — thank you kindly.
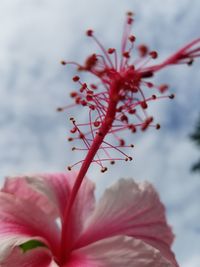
[0,0,200,266]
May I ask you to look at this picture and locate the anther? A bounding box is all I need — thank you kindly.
[119,139,125,146]
[141,101,148,109]
[68,138,73,142]
[141,117,153,131]
[80,83,87,92]
[70,92,78,98]
[70,127,77,134]
[129,35,136,42]
[156,124,161,130]
[131,126,137,133]
[128,124,136,133]
[149,51,158,59]
[81,100,87,106]
[60,60,66,65]
[86,29,93,36]
[117,106,123,112]
[127,17,133,25]
[89,105,95,110]
[128,109,136,114]
[94,121,100,127]
[110,160,115,165]
[79,133,85,139]
[101,167,108,173]
[138,44,148,57]
[130,144,134,148]
[67,166,72,171]
[75,97,81,104]
[146,82,153,88]
[127,11,133,17]
[123,51,130,58]
[72,147,76,151]
[108,48,115,54]
[169,94,175,99]
[187,58,194,66]
[86,95,93,101]
[84,54,98,70]
[128,156,133,161]
[73,76,80,82]
[57,107,63,112]
[120,115,128,122]
[159,84,168,93]
[90,84,97,90]
[152,94,157,100]
[141,71,153,78]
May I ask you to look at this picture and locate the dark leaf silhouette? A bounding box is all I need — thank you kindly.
[190,115,200,172]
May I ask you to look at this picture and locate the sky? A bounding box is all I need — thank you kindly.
[0,0,200,266]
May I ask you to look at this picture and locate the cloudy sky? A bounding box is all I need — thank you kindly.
[0,0,200,266]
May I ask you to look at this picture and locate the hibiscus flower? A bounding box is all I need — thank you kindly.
[0,172,179,267]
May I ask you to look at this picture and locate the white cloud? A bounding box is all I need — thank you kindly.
[183,255,200,267]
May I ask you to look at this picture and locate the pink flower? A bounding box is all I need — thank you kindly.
[0,173,179,266]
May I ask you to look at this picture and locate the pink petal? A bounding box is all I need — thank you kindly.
[0,192,60,259]
[64,254,99,267]
[39,173,95,240]
[1,247,57,267]
[2,174,70,218]
[2,172,95,247]
[76,179,178,267]
[71,235,175,267]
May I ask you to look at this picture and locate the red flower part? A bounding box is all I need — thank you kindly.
[58,12,200,259]
[59,12,200,172]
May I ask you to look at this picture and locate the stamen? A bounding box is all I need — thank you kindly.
[57,12,200,176]
[59,13,200,263]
